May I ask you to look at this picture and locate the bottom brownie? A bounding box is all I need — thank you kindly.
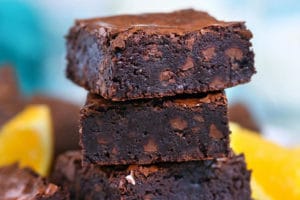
[52,151,251,200]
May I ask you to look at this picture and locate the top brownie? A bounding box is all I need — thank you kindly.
[67,9,255,101]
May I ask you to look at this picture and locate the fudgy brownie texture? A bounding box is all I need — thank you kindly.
[80,91,229,165]
[66,9,255,101]
[0,164,69,200]
[52,151,251,200]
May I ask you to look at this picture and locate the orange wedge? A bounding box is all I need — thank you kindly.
[251,177,272,200]
[0,105,53,176]
[230,122,300,200]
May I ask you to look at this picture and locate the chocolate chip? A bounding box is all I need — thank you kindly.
[209,124,224,139]
[159,70,175,81]
[181,57,194,71]
[202,47,215,61]
[144,194,154,200]
[143,139,158,153]
[170,117,188,131]
[225,48,243,61]
[159,70,176,86]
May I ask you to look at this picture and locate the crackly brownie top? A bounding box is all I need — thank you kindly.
[0,164,60,199]
[74,9,251,36]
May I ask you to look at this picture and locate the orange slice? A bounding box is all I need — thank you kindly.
[230,122,300,200]
[251,177,272,200]
[0,105,53,176]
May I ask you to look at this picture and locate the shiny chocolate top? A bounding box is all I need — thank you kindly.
[75,9,249,36]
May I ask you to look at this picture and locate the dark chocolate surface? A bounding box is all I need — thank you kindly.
[77,9,233,34]
[52,151,251,200]
[80,92,230,165]
[66,9,255,101]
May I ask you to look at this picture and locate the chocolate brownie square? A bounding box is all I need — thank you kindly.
[229,102,260,132]
[80,91,229,165]
[66,9,255,101]
[52,151,251,200]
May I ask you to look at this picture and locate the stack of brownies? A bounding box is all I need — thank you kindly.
[52,9,256,199]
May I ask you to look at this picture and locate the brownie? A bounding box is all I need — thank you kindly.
[80,91,229,165]
[0,164,69,200]
[0,66,24,126]
[66,9,255,101]
[52,151,251,200]
[0,66,20,100]
[29,95,81,156]
[229,102,260,132]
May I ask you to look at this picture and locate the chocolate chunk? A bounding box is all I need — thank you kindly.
[202,47,216,61]
[209,124,224,139]
[143,139,158,153]
[181,57,194,71]
[170,117,188,130]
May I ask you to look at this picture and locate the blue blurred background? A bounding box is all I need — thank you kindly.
[0,0,299,145]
